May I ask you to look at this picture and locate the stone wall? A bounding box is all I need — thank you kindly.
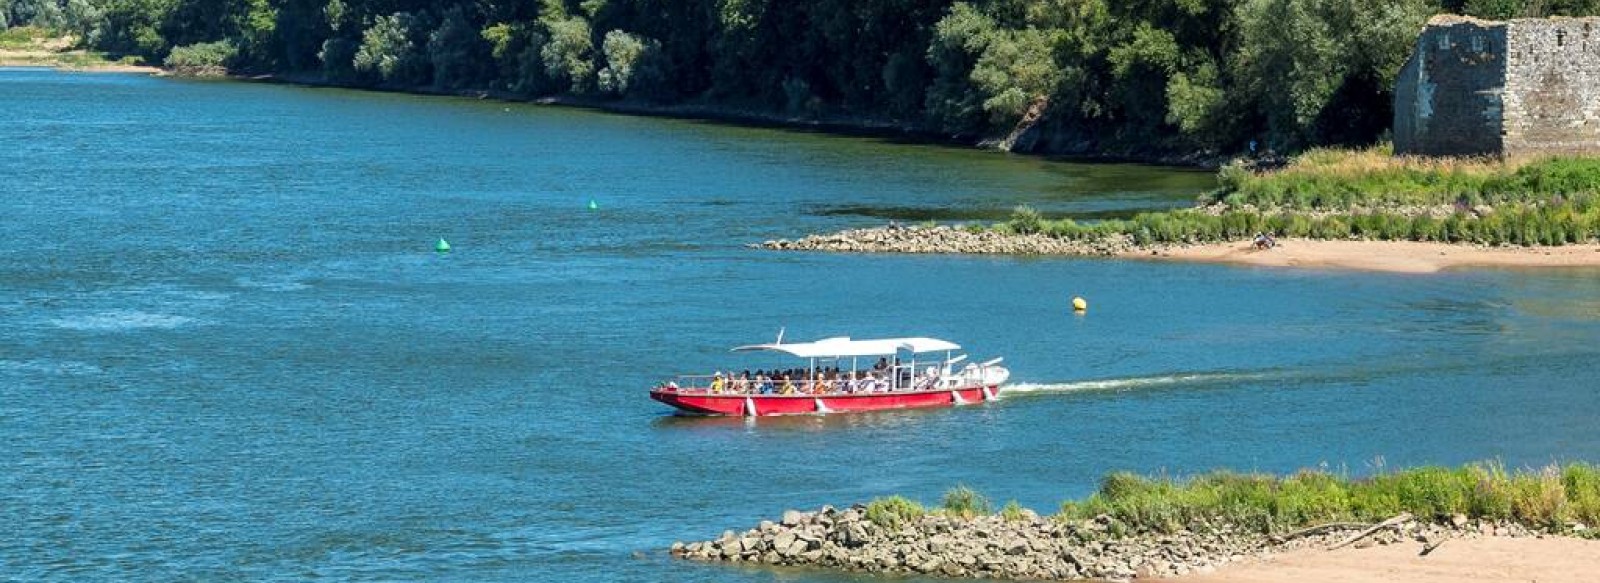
[1395,16,1600,158]
[1394,16,1507,157]
[1501,18,1600,156]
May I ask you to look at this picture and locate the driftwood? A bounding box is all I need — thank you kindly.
[1419,537,1448,556]
[1268,522,1372,545]
[1326,513,1414,551]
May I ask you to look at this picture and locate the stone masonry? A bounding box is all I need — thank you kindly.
[1395,15,1600,157]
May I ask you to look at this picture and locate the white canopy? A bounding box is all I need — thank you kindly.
[731,336,961,359]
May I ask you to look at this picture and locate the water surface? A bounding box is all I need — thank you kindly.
[3,69,1599,581]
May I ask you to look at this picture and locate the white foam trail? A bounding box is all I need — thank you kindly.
[51,310,199,331]
[1004,371,1273,395]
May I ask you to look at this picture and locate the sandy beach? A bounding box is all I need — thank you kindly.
[1182,535,1600,583]
[1138,239,1600,274]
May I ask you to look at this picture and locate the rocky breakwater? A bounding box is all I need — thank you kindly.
[672,505,1548,581]
[760,224,1135,256]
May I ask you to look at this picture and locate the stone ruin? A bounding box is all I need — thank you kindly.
[1394,15,1600,157]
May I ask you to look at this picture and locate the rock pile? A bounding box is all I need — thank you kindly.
[760,224,1136,256]
[672,505,1552,581]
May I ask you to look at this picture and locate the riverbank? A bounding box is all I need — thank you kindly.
[1186,535,1600,583]
[674,463,1600,581]
[760,225,1600,273]
[0,29,158,73]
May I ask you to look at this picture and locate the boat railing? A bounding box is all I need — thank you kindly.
[659,372,981,395]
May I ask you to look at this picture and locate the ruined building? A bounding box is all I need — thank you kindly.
[1394,15,1600,157]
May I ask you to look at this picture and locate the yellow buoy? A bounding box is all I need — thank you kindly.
[1072,297,1088,312]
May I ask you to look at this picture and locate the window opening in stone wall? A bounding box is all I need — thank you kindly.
[1557,30,1566,47]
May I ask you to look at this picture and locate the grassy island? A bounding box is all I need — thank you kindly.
[999,146,1600,248]
[869,461,1600,537]
[680,461,1600,580]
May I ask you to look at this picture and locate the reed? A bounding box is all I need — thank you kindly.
[1053,461,1600,535]
[1209,145,1600,210]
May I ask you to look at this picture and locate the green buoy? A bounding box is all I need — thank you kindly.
[435,238,451,253]
[588,199,599,210]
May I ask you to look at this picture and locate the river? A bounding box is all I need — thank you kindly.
[3,68,1600,581]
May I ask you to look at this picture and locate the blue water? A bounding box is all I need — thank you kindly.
[3,69,1600,581]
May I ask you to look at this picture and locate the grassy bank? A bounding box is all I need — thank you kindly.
[991,146,1600,247]
[867,461,1600,537]
[0,26,146,70]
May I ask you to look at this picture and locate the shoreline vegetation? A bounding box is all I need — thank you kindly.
[0,26,155,72]
[765,146,1600,273]
[11,2,1600,161]
[674,462,1600,581]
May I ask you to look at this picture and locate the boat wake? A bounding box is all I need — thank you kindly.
[1004,371,1276,395]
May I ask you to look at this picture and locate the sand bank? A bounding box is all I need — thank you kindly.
[1182,534,1600,583]
[1141,239,1600,274]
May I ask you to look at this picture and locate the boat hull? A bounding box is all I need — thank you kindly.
[649,386,1001,416]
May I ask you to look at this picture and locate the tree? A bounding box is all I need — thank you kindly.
[353,11,431,86]
[429,6,488,89]
[540,13,595,93]
[596,29,662,97]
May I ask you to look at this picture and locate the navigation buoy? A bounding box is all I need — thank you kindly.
[435,238,452,253]
[588,199,599,210]
[1072,296,1087,312]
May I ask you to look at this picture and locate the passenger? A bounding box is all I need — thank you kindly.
[734,371,750,394]
[759,374,775,394]
[780,374,796,395]
[710,372,725,394]
[874,357,889,372]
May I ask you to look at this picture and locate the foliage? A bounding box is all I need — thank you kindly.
[1000,499,1027,522]
[942,485,992,518]
[42,0,1600,154]
[539,2,594,94]
[596,29,662,97]
[865,495,926,530]
[1056,462,1600,536]
[1212,146,1600,209]
[162,38,232,74]
[353,11,429,85]
[427,6,486,89]
[1007,205,1044,234]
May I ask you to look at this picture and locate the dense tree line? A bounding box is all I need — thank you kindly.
[8,0,1600,153]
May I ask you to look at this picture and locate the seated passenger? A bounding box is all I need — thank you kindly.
[780,374,796,395]
[758,375,775,394]
[710,372,725,394]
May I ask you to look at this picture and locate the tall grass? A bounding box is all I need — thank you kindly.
[998,202,1600,247]
[1211,145,1600,210]
[864,495,926,530]
[942,485,992,518]
[1055,462,1600,535]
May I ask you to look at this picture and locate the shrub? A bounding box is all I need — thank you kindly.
[999,500,1027,522]
[942,485,992,518]
[596,30,664,97]
[163,40,235,76]
[865,495,925,530]
[1007,205,1044,235]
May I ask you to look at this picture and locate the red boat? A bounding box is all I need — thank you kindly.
[649,336,1009,416]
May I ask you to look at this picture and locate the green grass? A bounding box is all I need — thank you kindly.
[864,495,926,530]
[862,462,1600,537]
[0,26,51,49]
[1208,145,1600,210]
[981,147,1600,248]
[1052,461,1600,536]
[941,485,992,518]
[999,201,1600,247]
